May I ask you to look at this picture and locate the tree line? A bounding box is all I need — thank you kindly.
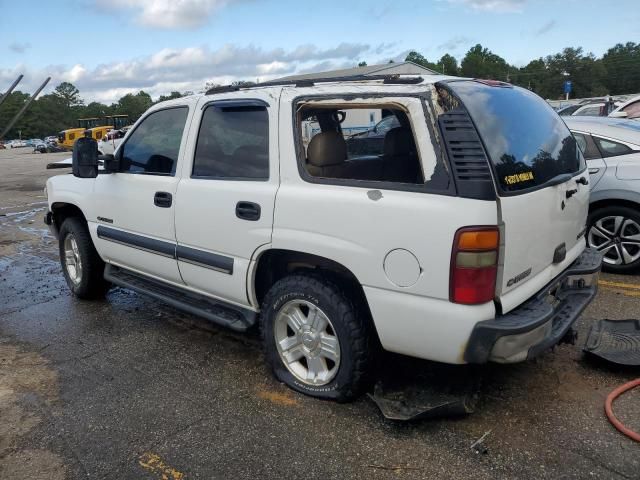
[1,41,638,140]
[403,41,639,100]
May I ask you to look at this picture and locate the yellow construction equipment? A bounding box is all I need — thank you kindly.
[58,118,100,149]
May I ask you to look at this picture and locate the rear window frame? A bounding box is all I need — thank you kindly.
[437,80,587,197]
[291,92,456,196]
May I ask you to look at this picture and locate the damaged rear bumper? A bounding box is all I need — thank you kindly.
[464,247,602,364]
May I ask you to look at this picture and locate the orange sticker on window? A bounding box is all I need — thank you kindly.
[504,171,534,185]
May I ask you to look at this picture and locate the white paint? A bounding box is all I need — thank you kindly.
[383,249,421,287]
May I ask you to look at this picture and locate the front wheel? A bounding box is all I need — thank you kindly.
[58,217,110,298]
[260,274,373,402]
[587,206,640,274]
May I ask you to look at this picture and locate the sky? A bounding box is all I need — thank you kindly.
[1,0,639,104]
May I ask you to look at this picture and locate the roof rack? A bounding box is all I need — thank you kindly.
[205,74,424,95]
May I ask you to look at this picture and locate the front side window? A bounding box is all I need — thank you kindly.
[120,107,188,175]
[193,104,269,179]
[594,137,633,157]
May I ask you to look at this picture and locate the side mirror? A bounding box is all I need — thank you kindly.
[609,111,628,118]
[72,137,99,178]
[100,153,120,173]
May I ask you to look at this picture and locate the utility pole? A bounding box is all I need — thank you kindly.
[0,74,24,108]
[0,77,51,140]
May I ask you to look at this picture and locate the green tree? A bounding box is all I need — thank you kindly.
[460,44,512,80]
[405,51,439,71]
[83,101,111,118]
[53,82,83,108]
[116,91,153,121]
[157,91,183,103]
[358,61,368,67]
[438,54,458,75]
[602,42,640,95]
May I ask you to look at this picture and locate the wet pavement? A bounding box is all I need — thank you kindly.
[1,148,639,479]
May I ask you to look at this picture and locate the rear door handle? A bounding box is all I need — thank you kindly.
[236,201,261,221]
[154,191,172,208]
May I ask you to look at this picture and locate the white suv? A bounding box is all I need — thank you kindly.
[45,75,601,401]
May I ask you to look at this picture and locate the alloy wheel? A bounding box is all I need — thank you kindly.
[273,299,341,386]
[63,234,83,285]
[588,215,640,266]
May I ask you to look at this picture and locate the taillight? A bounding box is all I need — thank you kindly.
[450,226,500,305]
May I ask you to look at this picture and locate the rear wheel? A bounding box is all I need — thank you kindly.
[260,274,372,402]
[58,217,110,298]
[587,206,640,274]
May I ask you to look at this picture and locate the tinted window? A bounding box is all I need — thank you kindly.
[558,105,580,116]
[193,105,269,179]
[594,137,633,157]
[575,105,602,116]
[443,81,582,193]
[121,107,188,175]
[623,101,640,119]
[572,132,601,160]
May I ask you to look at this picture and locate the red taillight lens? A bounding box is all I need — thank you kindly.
[450,226,499,305]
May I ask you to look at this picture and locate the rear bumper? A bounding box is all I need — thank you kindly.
[464,247,602,364]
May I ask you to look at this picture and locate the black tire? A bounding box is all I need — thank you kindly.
[58,217,110,298]
[588,205,640,274]
[260,273,373,402]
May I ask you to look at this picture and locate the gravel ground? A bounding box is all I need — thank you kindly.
[0,148,638,479]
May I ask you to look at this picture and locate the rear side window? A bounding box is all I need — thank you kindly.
[441,81,583,193]
[622,101,640,119]
[193,105,269,180]
[575,105,602,116]
[121,107,188,175]
[594,137,633,157]
[573,132,601,160]
[297,104,427,185]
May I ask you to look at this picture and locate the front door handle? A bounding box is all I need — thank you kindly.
[236,201,261,221]
[154,191,172,208]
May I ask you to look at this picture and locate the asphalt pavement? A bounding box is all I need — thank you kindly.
[1,148,638,479]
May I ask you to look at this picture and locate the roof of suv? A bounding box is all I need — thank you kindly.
[149,74,459,112]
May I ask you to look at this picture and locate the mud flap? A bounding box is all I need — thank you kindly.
[368,359,480,421]
[583,319,640,366]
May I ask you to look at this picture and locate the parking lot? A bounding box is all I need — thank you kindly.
[0,147,638,479]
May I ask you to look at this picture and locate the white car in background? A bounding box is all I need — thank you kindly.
[565,116,640,273]
[98,127,129,155]
[7,139,27,148]
[609,95,640,120]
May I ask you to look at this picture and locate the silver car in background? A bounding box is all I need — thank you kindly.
[565,117,640,273]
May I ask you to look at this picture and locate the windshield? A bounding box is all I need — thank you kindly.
[442,81,583,193]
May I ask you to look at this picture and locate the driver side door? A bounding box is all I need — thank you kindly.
[91,106,192,284]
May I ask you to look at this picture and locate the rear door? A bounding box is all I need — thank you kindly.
[572,130,607,188]
[174,96,278,308]
[442,81,589,313]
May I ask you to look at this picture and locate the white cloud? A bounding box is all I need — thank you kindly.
[446,0,526,12]
[0,42,394,104]
[104,0,241,29]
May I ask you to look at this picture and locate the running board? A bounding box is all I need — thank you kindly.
[104,264,256,332]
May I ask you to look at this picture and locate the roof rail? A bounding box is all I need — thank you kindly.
[205,75,424,95]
